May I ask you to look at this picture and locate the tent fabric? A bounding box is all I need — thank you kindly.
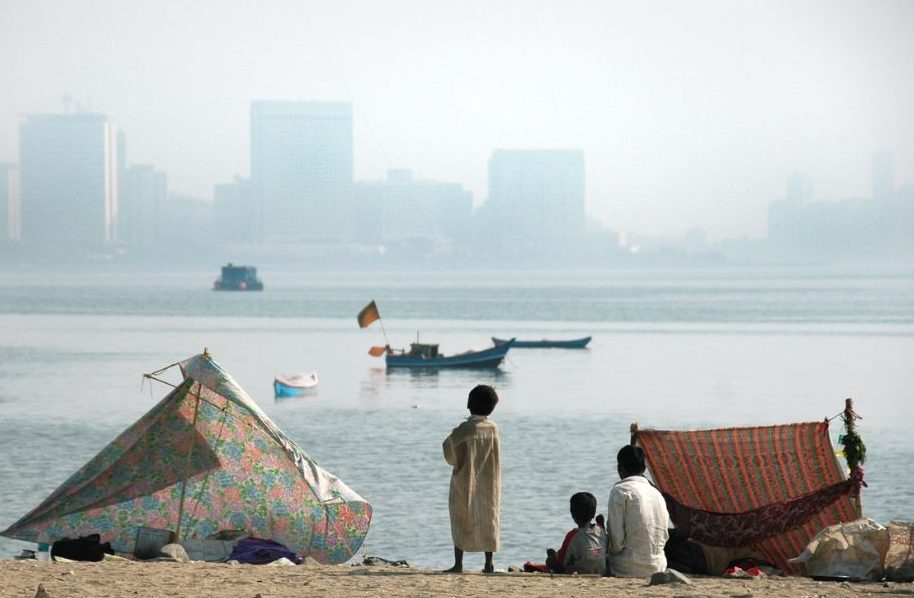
[1,353,371,565]
[635,422,860,573]
[663,468,863,548]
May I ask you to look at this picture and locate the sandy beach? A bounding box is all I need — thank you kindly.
[2,559,911,598]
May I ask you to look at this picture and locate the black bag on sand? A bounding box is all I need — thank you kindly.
[51,534,115,562]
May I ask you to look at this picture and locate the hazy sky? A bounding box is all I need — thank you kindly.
[1,0,912,239]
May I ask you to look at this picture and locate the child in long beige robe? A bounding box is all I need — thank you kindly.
[443,385,501,573]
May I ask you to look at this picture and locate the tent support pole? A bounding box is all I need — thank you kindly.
[843,398,863,518]
[175,383,202,541]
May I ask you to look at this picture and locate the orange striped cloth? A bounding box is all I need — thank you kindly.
[636,422,861,573]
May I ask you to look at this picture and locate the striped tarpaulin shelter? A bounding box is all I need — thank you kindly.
[634,421,861,573]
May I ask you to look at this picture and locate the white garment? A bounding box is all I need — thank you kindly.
[607,475,670,578]
[443,415,501,552]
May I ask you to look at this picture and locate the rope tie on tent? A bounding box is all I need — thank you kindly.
[848,466,867,497]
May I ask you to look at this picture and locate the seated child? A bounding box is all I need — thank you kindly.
[525,492,607,575]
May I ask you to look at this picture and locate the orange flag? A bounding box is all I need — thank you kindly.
[368,346,387,357]
[357,300,381,328]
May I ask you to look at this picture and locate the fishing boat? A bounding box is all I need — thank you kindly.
[357,299,514,369]
[213,263,263,291]
[385,339,515,369]
[273,372,319,397]
[491,336,592,349]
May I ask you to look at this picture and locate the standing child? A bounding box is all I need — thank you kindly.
[442,384,501,573]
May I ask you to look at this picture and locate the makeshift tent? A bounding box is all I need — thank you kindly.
[632,402,865,573]
[1,351,372,564]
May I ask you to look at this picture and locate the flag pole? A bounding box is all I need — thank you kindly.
[378,315,389,347]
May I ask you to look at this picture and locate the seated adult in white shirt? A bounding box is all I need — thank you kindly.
[606,445,670,577]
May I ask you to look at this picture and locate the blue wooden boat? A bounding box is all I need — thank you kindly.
[273,372,319,397]
[386,339,515,369]
[491,336,591,349]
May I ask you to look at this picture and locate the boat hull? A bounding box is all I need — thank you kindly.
[273,374,319,397]
[213,281,264,291]
[492,336,591,349]
[386,340,514,369]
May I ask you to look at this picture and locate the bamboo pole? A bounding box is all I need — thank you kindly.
[175,381,202,541]
[630,422,639,446]
[843,397,863,517]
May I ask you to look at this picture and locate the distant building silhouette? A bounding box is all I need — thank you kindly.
[785,170,814,204]
[19,113,119,256]
[250,101,353,243]
[157,192,216,256]
[481,149,585,261]
[354,169,472,255]
[121,165,167,254]
[872,151,894,201]
[213,177,254,245]
[767,154,914,264]
[0,163,20,243]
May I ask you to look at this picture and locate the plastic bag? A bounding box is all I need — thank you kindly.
[789,517,889,580]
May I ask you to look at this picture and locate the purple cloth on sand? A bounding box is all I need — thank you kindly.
[229,538,303,565]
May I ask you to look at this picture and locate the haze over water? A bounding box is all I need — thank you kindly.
[0,268,911,568]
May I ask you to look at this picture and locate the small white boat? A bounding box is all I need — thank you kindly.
[273,372,319,397]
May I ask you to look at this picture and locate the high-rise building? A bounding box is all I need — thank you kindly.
[19,113,119,255]
[785,171,813,204]
[213,178,253,244]
[0,163,20,243]
[483,149,585,258]
[121,164,167,254]
[354,169,473,250]
[872,152,894,201]
[250,101,353,243]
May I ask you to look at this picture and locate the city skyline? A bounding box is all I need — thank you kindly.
[3,100,911,250]
[1,101,912,267]
[1,1,913,240]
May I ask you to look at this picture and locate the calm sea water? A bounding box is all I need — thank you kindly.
[0,268,912,569]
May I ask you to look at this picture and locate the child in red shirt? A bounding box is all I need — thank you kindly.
[525,492,607,575]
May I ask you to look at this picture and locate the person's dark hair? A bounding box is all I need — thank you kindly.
[617,445,646,477]
[467,384,499,416]
[569,492,597,526]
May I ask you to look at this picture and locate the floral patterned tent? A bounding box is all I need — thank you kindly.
[1,352,372,564]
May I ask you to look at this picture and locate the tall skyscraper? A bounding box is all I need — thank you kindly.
[0,163,20,243]
[19,113,119,255]
[484,149,585,259]
[250,101,353,243]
